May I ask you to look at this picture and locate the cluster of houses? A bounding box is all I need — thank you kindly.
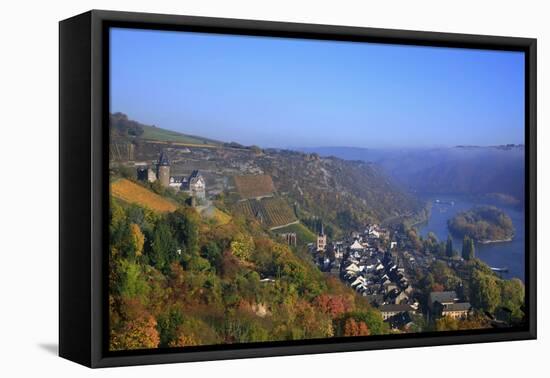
[310,223,472,331]
[428,291,471,320]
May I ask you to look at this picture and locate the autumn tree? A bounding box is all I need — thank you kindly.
[336,311,388,336]
[314,294,351,317]
[230,233,254,262]
[168,333,198,348]
[110,299,160,351]
[435,313,489,331]
[343,318,370,336]
[435,316,460,331]
[129,223,145,257]
[111,314,160,350]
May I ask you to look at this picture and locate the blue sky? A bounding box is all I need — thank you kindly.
[110,27,525,148]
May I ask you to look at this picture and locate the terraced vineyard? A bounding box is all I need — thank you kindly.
[233,175,275,199]
[111,178,178,213]
[234,196,297,229]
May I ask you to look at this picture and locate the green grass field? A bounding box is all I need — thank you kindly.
[140,124,221,145]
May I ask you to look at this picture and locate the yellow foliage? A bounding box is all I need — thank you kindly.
[168,333,198,348]
[130,223,145,257]
[230,233,254,261]
[110,314,160,350]
[212,208,232,225]
[111,178,177,212]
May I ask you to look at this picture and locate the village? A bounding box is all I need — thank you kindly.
[308,223,473,332]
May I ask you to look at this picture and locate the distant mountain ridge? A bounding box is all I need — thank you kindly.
[298,145,525,204]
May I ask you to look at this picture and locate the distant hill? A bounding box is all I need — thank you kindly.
[110,112,221,146]
[299,145,525,204]
[224,152,424,234]
[254,150,425,233]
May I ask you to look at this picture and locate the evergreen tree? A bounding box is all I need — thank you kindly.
[167,207,200,255]
[468,238,475,260]
[462,235,470,260]
[445,235,454,258]
[149,221,178,271]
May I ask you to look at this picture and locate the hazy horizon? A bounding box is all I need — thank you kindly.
[110,28,525,149]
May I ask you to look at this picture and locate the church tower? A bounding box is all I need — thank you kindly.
[156,150,170,187]
[316,222,327,252]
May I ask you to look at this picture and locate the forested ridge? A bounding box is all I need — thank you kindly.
[254,150,426,238]
[109,187,388,350]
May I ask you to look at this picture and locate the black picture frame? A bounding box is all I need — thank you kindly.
[59,9,537,368]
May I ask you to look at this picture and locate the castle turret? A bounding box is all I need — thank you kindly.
[156,150,170,188]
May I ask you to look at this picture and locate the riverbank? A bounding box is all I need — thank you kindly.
[479,238,513,244]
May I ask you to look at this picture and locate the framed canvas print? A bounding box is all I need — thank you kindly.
[59,10,537,368]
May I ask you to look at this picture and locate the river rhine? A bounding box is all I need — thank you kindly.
[416,194,525,281]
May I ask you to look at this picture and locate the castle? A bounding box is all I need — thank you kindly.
[137,151,205,198]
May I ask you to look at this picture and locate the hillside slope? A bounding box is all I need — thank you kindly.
[111,178,178,213]
[233,196,297,229]
[110,112,221,146]
[301,145,525,203]
[108,180,388,351]
[110,113,425,235]
[140,124,221,145]
[255,150,424,233]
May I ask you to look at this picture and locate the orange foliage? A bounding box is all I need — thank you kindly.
[314,294,352,317]
[220,250,242,279]
[168,331,198,348]
[343,318,370,337]
[110,298,160,350]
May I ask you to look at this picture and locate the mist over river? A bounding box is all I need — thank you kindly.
[416,194,525,281]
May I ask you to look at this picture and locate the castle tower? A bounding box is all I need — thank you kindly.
[316,222,327,252]
[156,150,170,188]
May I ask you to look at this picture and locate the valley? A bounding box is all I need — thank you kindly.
[108,113,526,350]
